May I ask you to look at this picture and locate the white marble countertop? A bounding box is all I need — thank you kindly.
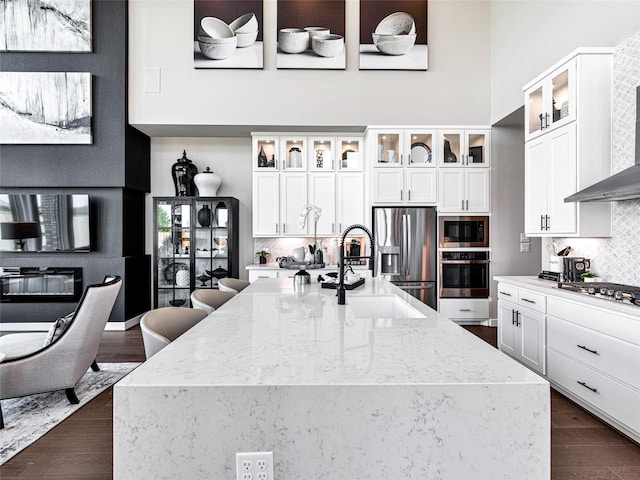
[121,278,544,388]
[495,276,640,317]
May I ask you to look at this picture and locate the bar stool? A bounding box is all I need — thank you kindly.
[140,307,208,359]
[218,278,250,294]
[190,289,236,315]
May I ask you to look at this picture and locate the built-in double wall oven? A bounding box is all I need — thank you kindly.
[438,216,490,298]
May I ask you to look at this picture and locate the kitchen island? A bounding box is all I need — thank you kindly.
[114,278,549,479]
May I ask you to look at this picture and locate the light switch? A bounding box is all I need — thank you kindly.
[520,233,530,243]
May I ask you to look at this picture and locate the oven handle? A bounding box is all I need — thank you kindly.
[439,260,490,264]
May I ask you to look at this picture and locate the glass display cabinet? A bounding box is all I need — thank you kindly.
[153,197,239,308]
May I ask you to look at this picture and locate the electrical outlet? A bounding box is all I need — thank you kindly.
[236,452,274,480]
[520,242,530,253]
[520,232,530,243]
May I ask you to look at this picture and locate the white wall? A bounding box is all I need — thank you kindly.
[128,0,491,133]
[490,0,640,124]
[147,138,254,281]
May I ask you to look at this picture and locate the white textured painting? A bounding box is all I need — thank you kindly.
[0,72,92,144]
[0,0,91,52]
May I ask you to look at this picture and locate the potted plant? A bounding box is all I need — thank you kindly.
[580,272,599,282]
[256,250,269,265]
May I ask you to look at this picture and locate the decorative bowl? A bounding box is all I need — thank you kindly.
[236,30,258,48]
[372,33,417,55]
[304,26,330,41]
[199,17,234,39]
[198,36,237,60]
[229,13,258,33]
[278,28,309,54]
[311,34,344,58]
[374,11,416,35]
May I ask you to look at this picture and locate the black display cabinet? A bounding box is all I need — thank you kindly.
[153,197,239,308]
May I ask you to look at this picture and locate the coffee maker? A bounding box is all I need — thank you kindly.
[563,257,591,282]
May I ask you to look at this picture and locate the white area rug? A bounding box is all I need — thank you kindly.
[0,362,139,465]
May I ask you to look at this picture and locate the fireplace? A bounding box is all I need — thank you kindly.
[0,267,83,303]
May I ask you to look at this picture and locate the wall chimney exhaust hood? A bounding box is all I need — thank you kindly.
[565,86,640,203]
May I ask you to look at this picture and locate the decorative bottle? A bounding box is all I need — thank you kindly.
[258,145,268,167]
[197,204,212,227]
[171,150,198,196]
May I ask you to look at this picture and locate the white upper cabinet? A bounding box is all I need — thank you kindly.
[253,173,280,236]
[438,129,490,167]
[309,137,335,171]
[280,137,307,171]
[336,173,366,233]
[309,172,337,235]
[337,137,363,171]
[524,60,576,142]
[522,48,613,237]
[438,168,490,213]
[280,173,308,235]
[253,136,280,171]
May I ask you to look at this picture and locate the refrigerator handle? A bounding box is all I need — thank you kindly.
[406,213,412,276]
[402,214,408,276]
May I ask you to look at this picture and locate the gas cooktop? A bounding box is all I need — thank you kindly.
[558,281,640,306]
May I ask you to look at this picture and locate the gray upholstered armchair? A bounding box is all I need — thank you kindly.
[0,276,122,429]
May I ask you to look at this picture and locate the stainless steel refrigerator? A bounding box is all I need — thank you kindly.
[372,207,438,309]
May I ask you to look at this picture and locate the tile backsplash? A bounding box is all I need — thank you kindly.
[552,30,640,285]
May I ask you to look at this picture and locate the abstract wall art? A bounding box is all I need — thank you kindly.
[0,72,92,144]
[0,0,92,52]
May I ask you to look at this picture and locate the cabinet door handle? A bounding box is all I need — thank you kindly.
[282,159,285,170]
[283,223,286,234]
[465,199,469,210]
[546,215,550,231]
[515,311,520,327]
[540,215,544,231]
[408,190,411,201]
[545,113,550,129]
[577,344,600,355]
[332,223,335,234]
[499,291,512,296]
[276,223,279,233]
[577,381,599,394]
[459,308,471,312]
[461,199,465,210]
[521,298,535,304]
[512,309,516,325]
[400,189,403,201]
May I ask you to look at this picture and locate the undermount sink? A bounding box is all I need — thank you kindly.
[347,295,426,319]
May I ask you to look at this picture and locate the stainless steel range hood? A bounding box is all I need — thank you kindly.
[565,87,640,203]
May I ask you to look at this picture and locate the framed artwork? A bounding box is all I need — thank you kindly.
[277,0,345,70]
[194,0,264,69]
[0,72,92,144]
[0,0,91,52]
[359,0,428,70]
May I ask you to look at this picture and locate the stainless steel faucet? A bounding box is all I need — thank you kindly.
[338,224,374,305]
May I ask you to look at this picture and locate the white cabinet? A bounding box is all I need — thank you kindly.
[370,128,437,204]
[546,295,640,442]
[252,133,366,238]
[438,168,489,213]
[309,173,337,235]
[497,284,546,375]
[524,60,575,142]
[524,123,577,234]
[336,173,366,233]
[439,298,489,324]
[253,173,280,236]
[523,48,613,237]
[280,173,308,236]
[438,129,490,167]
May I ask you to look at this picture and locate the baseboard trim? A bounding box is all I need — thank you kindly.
[1,313,143,332]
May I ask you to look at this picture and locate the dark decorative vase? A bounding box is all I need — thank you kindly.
[197,204,212,227]
[315,249,323,265]
[258,145,268,167]
[443,139,457,163]
[171,150,198,196]
[259,256,267,265]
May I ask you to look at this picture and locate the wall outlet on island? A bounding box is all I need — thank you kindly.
[236,451,274,480]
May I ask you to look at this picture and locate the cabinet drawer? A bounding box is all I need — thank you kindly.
[439,298,489,319]
[547,348,640,435]
[518,289,546,313]
[547,316,640,390]
[548,296,640,346]
[248,270,279,282]
[497,284,518,302]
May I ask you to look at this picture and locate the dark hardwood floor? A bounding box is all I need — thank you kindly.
[2,325,639,479]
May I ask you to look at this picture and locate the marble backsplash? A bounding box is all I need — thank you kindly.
[253,236,370,266]
[551,30,640,285]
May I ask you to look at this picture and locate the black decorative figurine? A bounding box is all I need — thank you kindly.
[171,150,198,196]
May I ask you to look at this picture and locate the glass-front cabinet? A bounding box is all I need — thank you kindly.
[253,136,279,171]
[438,130,490,167]
[153,197,239,308]
[524,59,575,141]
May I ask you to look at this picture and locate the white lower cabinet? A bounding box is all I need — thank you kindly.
[497,280,640,443]
[438,298,489,324]
[248,269,279,282]
[497,297,546,375]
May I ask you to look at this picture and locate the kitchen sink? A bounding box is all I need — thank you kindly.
[347,295,426,319]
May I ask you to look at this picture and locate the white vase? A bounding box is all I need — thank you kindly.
[194,167,222,197]
[175,268,190,286]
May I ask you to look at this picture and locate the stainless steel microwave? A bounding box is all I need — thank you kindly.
[439,216,489,248]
